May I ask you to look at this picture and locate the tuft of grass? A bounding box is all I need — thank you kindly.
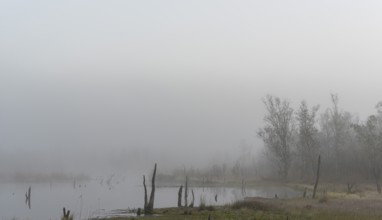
[318,190,328,203]
[198,195,206,210]
[198,195,215,211]
[198,204,215,211]
[61,214,74,220]
[231,200,273,211]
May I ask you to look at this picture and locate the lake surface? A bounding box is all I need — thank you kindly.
[0,176,300,220]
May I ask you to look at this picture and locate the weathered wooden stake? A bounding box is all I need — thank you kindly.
[312,155,321,199]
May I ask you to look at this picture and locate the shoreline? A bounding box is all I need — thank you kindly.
[94,182,382,220]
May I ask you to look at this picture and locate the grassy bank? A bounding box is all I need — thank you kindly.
[94,182,382,220]
[96,197,382,220]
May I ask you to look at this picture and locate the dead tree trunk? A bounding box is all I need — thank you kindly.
[189,189,195,208]
[144,163,157,214]
[347,183,355,194]
[312,155,321,199]
[177,185,183,207]
[62,207,70,219]
[184,176,188,207]
[143,175,148,209]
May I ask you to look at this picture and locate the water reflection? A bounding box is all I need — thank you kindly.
[25,186,31,209]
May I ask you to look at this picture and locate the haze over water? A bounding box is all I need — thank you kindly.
[1,1,382,219]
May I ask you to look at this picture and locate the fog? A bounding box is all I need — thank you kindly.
[1,1,382,178]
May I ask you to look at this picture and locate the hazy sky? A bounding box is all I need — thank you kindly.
[1,1,382,174]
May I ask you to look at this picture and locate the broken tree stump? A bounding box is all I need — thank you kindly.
[189,189,195,208]
[177,185,183,207]
[62,207,70,220]
[143,163,157,214]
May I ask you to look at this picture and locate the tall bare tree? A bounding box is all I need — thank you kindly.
[319,94,355,180]
[330,94,344,174]
[296,100,320,179]
[258,95,294,180]
[353,114,382,193]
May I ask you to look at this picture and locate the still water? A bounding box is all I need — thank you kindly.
[0,176,300,220]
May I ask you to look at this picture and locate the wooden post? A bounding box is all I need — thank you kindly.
[312,155,321,199]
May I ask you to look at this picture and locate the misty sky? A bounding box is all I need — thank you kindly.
[1,1,382,175]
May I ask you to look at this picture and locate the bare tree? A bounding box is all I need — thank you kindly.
[330,94,344,174]
[296,101,320,179]
[353,115,382,193]
[319,94,355,181]
[258,95,294,180]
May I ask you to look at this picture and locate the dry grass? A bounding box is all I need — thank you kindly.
[94,183,382,220]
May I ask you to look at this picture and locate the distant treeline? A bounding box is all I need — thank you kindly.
[0,172,90,183]
[168,94,382,193]
[257,94,382,192]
